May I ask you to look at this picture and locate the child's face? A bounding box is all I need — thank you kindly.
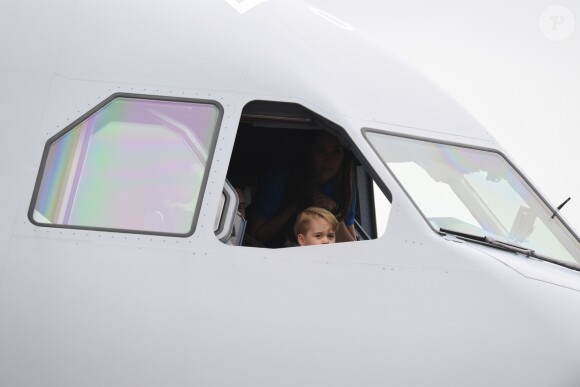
[298,218,336,246]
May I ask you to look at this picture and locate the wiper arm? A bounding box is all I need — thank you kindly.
[439,228,580,271]
[440,228,539,256]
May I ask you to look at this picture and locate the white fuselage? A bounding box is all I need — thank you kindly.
[1,1,579,386]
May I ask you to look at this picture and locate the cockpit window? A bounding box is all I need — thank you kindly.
[220,101,391,248]
[30,94,221,235]
[365,131,580,266]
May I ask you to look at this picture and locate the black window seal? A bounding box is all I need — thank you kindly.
[361,127,580,245]
[27,92,224,238]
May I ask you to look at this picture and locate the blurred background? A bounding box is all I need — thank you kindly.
[307,0,580,233]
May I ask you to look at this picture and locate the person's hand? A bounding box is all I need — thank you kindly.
[312,191,336,212]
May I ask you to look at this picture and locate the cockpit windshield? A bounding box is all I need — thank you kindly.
[365,131,580,268]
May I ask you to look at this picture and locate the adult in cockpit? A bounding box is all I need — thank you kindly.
[248,131,356,247]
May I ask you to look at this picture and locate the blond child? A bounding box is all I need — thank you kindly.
[294,207,339,246]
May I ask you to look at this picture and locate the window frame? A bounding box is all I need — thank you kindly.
[362,128,580,245]
[28,93,223,237]
[219,100,393,247]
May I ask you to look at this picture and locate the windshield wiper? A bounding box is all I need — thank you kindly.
[440,228,580,271]
[441,228,539,256]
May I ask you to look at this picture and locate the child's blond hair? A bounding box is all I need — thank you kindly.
[294,207,339,237]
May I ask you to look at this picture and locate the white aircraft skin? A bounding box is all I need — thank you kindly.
[1,1,579,386]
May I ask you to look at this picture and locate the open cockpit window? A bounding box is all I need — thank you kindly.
[217,101,391,248]
[29,94,221,236]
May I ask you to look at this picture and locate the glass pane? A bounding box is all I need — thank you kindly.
[373,181,391,237]
[366,132,580,266]
[33,97,220,234]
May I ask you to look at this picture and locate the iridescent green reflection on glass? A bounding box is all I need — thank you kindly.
[366,132,580,265]
[33,97,220,234]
